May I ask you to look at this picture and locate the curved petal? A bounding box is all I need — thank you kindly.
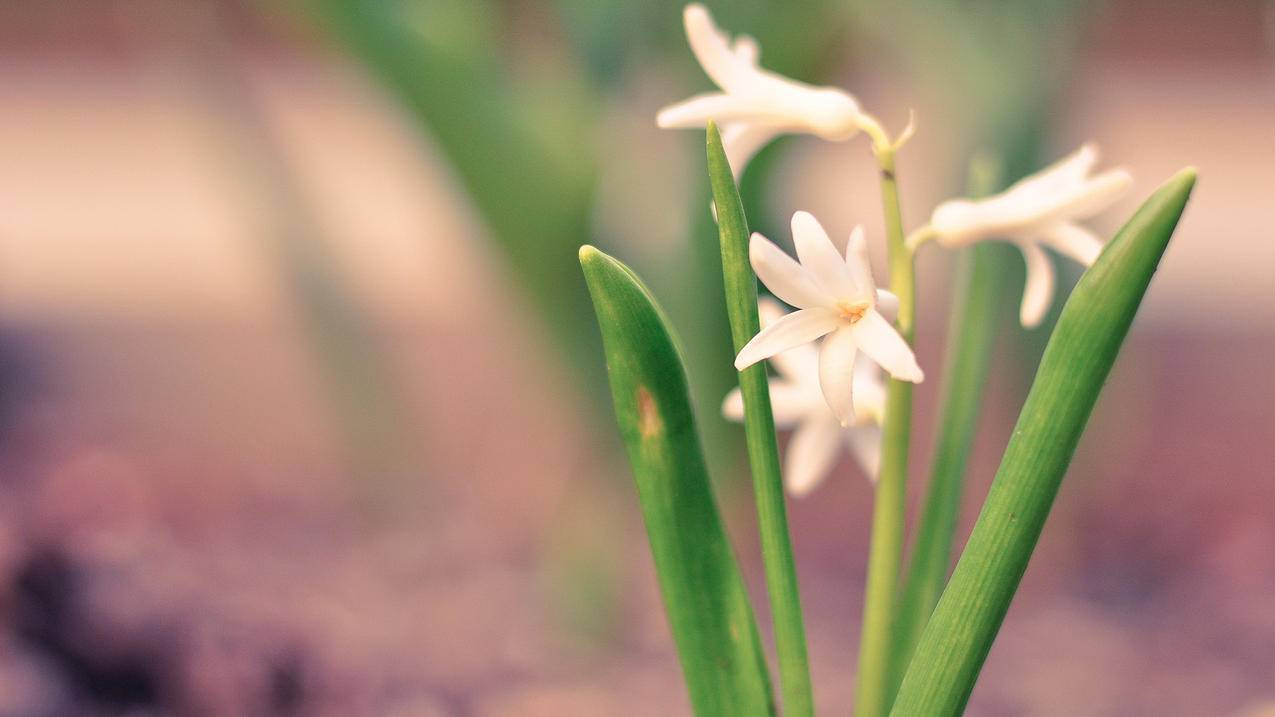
[851,362,887,423]
[769,384,817,427]
[1019,243,1055,328]
[1036,169,1132,225]
[1041,222,1104,266]
[757,297,786,327]
[818,326,859,426]
[851,310,924,382]
[1009,143,1098,200]
[656,92,771,128]
[721,123,781,179]
[750,232,828,309]
[684,4,755,92]
[769,343,819,384]
[844,225,877,294]
[721,387,745,421]
[721,383,809,428]
[784,417,842,497]
[732,34,759,65]
[844,425,883,482]
[757,298,820,382]
[874,289,899,320]
[929,198,990,247]
[734,307,839,370]
[791,211,858,299]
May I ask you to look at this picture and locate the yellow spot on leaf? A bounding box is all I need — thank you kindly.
[636,386,663,438]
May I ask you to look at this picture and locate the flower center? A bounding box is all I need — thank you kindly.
[836,300,870,323]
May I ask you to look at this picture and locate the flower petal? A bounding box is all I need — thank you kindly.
[844,425,883,482]
[851,360,887,423]
[734,307,839,370]
[768,384,816,427]
[656,93,771,128]
[784,416,842,497]
[851,310,924,382]
[791,211,859,299]
[844,225,877,294]
[818,326,859,426]
[1035,168,1132,227]
[750,232,828,309]
[721,383,809,428]
[874,289,899,320]
[929,198,988,246]
[720,122,781,179]
[721,387,745,421]
[1010,143,1098,200]
[1019,243,1055,328]
[683,4,755,92]
[757,296,786,327]
[757,298,820,381]
[1042,222,1104,266]
[732,35,759,65]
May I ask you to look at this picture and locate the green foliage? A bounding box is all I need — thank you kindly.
[706,124,814,717]
[579,246,775,717]
[889,169,1197,717]
[889,156,1009,695]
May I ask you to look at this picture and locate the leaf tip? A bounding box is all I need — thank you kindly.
[1171,166,1198,192]
[578,244,601,265]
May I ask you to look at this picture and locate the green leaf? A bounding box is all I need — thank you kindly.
[302,0,604,399]
[707,124,815,717]
[889,168,1196,717]
[890,156,1009,694]
[579,246,775,717]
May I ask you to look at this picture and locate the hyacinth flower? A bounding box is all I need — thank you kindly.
[723,299,886,496]
[735,212,924,427]
[656,4,882,177]
[917,144,1133,327]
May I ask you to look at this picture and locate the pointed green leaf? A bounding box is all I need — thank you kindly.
[707,123,815,717]
[890,168,1197,717]
[579,246,775,717]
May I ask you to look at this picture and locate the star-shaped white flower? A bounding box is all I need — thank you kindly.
[925,144,1133,327]
[724,299,886,495]
[735,211,923,428]
[656,4,874,178]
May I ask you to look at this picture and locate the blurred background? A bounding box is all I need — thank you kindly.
[0,0,1272,714]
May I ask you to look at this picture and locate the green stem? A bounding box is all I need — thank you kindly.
[853,145,915,717]
[889,159,1006,693]
[707,124,814,717]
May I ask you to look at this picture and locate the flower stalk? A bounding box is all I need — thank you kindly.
[707,123,815,717]
[890,156,1007,697]
[853,139,917,717]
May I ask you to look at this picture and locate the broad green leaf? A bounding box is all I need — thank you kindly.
[579,246,775,717]
[889,168,1196,717]
[707,124,815,717]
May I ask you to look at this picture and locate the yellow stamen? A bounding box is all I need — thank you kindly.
[837,300,870,323]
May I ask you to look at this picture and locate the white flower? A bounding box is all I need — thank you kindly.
[735,211,923,428]
[656,4,874,178]
[926,144,1133,327]
[724,299,886,495]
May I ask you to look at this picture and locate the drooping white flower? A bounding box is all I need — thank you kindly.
[656,4,875,178]
[724,299,886,495]
[735,211,923,427]
[926,144,1133,327]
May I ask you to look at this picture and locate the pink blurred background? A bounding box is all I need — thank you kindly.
[0,1,1272,715]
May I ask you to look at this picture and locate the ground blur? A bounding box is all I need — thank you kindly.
[0,1,1272,715]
